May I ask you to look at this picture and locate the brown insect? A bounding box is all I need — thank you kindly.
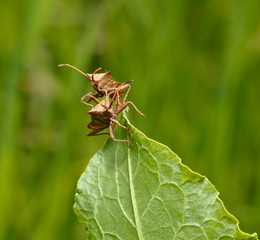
[58,64,132,108]
[86,84,146,147]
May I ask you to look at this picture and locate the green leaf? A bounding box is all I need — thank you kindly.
[74,112,258,240]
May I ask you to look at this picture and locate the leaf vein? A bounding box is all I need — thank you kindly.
[115,143,135,228]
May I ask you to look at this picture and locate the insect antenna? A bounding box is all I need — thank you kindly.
[88,95,108,109]
[126,80,134,84]
[58,64,89,79]
[91,67,104,82]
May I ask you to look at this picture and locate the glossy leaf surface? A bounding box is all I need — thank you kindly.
[74,113,258,240]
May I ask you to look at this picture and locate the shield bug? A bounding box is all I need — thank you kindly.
[58,64,133,108]
[86,84,146,147]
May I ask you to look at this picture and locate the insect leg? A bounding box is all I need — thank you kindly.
[109,83,131,108]
[87,128,109,136]
[116,101,146,118]
[121,84,131,104]
[110,118,133,137]
[109,122,133,147]
[81,90,97,108]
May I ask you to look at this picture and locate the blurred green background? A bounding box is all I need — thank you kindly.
[1,0,260,239]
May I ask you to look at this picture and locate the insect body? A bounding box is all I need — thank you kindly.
[58,64,132,107]
[87,89,146,147]
[58,64,146,146]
